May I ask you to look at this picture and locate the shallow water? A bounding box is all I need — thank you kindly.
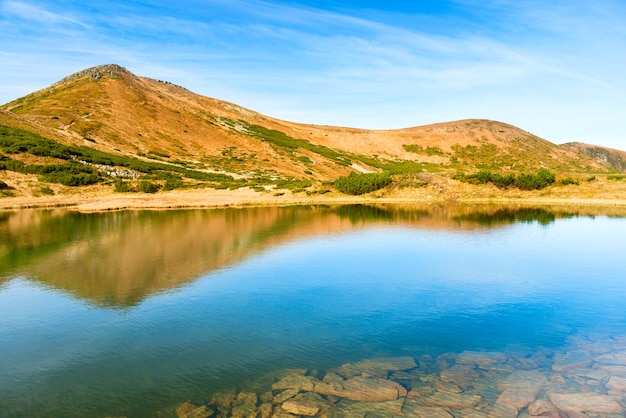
[1,205,625,417]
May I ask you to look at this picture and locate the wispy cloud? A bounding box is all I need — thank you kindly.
[0,0,625,147]
[2,0,87,27]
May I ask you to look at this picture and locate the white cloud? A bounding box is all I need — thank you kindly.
[2,0,86,27]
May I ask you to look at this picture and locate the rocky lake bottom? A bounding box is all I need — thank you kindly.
[175,334,626,418]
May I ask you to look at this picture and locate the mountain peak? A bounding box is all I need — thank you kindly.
[57,64,133,85]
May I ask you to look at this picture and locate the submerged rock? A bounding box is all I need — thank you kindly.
[527,398,557,415]
[506,355,539,371]
[496,370,547,409]
[435,379,462,394]
[231,392,258,418]
[176,402,215,418]
[281,392,331,416]
[209,389,237,410]
[606,375,626,391]
[457,351,507,367]
[331,376,408,401]
[338,357,417,378]
[424,391,482,409]
[594,350,626,366]
[326,398,405,417]
[258,403,272,418]
[596,365,626,376]
[273,389,300,404]
[553,351,593,373]
[440,364,480,389]
[402,399,454,418]
[548,393,623,414]
[484,400,517,418]
[454,410,490,418]
[273,374,320,392]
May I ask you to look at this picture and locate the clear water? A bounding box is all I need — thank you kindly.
[0,205,625,417]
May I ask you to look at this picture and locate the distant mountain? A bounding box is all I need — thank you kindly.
[1,64,623,192]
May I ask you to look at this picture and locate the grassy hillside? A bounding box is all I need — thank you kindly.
[1,64,624,200]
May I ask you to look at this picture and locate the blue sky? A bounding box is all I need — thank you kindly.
[1,0,625,149]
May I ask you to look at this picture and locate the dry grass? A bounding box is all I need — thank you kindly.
[1,171,625,212]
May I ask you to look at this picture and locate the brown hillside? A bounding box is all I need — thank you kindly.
[560,142,626,172]
[1,64,621,181]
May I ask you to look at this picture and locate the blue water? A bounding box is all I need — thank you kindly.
[0,205,625,417]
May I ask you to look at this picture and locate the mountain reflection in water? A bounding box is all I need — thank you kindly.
[0,204,624,308]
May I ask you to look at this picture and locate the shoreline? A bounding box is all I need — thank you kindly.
[2,187,626,212]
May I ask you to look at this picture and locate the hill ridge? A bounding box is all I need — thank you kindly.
[1,64,625,193]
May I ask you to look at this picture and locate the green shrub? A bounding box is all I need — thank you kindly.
[458,169,556,190]
[335,172,392,195]
[1,157,101,186]
[514,169,555,190]
[138,180,161,193]
[114,180,135,193]
[38,163,100,186]
[163,177,183,191]
[559,177,579,186]
[403,144,422,153]
[476,170,516,188]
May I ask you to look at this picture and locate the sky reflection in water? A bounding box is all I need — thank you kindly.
[0,205,625,417]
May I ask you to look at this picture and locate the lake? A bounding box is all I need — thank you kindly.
[1,204,626,417]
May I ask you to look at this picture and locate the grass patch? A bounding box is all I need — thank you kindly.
[403,144,445,156]
[396,174,429,189]
[238,121,352,166]
[275,178,313,191]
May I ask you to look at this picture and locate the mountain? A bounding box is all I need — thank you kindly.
[560,142,626,172]
[0,64,624,197]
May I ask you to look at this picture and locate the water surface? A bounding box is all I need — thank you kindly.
[1,205,625,417]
